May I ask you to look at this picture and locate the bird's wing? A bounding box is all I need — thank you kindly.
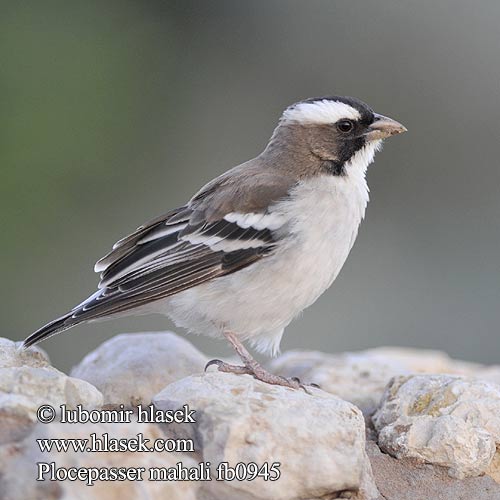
[74,169,295,321]
[23,167,296,347]
[79,210,273,320]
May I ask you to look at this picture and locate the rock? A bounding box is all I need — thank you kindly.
[372,374,500,479]
[153,371,379,500]
[0,420,200,500]
[0,337,51,368]
[487,450,500,484]
[361,347,483,375]
[269,350,409,414]
[476,366,500,386]
[0,338,103,445]
[269,347,500,414]
[366,348,500,385]
[71,332,208,407]
[4,334,500,499]
[367,439,500,500]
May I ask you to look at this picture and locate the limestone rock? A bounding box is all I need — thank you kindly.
[366,347,500,384]
[372,374,500,479]
[476,366,500,386]
[0,338,103,445]
[0,337,51,368]
[269,347,500,414]
[0,420,200,500]
[4,333,500,498]
[153,371,379,500]
[361,346,483,375]
[71,332,208,407]
[487,450,500,484]
[269,350,409,414]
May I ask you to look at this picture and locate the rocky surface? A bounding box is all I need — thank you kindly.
[0,420,200,500]
[269,350,409,414]
[269,346,499,415]
[0,338,103,445]
[71,332,208,406]
[1,332,500,499]
[372,374,500,479]
[153,371,378,500]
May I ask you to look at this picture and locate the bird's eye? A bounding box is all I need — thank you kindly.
[337,120,354,133]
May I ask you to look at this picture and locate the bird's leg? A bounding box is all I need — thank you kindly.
[205,331,305,390]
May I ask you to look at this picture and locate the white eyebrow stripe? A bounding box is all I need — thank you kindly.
[282,100,361,125]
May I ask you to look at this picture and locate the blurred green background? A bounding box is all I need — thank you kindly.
[3,0,500,372]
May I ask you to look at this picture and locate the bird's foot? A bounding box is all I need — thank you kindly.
[204,359,253,375]
[205,359,318,392]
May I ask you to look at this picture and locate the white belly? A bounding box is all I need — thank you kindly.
[162,172,369,356]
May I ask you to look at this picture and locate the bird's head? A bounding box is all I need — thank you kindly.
[270,96,406,176]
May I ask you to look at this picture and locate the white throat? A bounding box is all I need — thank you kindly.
[340,139,382,220]
[346,139,382,176]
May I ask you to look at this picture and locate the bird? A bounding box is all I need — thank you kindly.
[23,95,406,389]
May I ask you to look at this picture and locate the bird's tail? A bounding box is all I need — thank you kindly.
[22,313,79,349]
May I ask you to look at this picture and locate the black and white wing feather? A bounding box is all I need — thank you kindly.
[23,162,295,348]
[23,204,287,347]
[90,205,279,310]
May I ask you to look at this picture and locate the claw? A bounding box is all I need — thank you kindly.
[280,375,320,393]
[205,359,224,372]
[204,359,253,375]
[299,384,312,395]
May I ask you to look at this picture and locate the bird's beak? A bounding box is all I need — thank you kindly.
[365,113,407,141]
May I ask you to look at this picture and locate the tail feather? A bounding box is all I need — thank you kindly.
[22,313,78,349]
[23,289,108,349]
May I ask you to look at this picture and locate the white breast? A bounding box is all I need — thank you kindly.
[164,143,378,355]
[280,171,369,294]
